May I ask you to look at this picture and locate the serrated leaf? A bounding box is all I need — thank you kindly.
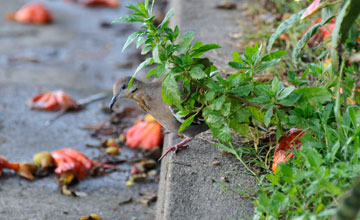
[141,44,153,55]
[123,31,143,52]
[277,93,302,106]
[264,107,273,127]
[126,4,147,17]
[112,15,144,23]
[189,64,206,79]
[222,103,231,117]
[272,77,281,94]
[277,86,295,100]
[146,64,166,78]
[176,36,194,54]
[161,73,182,106]
[136,36,146,48]
[214,95,226,110]
[129,58,153,88]
[178,114,196,133]
[231,84,252,96]
[294,87,332,104]
[160,8,174,27]
[302,147,322,169]
[267,9,305,52]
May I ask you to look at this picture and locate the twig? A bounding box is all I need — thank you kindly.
[44,92,111,127]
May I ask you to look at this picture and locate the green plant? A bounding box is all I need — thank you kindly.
[113,0,360,219]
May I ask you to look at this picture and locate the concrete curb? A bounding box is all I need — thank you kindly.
[156,1,256,219]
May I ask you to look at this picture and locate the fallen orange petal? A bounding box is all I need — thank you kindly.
[125,117,163,150]
[27,90,79,111]
[6,2,52,25]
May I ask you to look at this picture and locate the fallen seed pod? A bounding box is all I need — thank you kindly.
[33,151,54,169]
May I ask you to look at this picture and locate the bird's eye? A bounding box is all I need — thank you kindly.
[121,84,127,90]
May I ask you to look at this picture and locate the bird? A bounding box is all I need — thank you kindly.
[109,76,209,160]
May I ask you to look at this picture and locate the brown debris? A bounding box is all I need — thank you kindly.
[216,1,237,10]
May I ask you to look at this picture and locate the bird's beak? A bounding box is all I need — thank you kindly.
[109,94,119,110]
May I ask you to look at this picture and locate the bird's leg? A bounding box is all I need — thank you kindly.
[158,137,193,161]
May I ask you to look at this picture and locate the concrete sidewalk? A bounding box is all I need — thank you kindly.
[156,0,256,220]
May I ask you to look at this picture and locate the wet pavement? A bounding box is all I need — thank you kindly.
[0,0,159,219]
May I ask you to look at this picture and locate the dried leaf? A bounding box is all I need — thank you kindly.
[272,128,305,173]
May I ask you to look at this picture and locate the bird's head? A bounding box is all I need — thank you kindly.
[109,76,139,110]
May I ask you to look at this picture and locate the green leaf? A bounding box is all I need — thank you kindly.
[331,0,360,69]
[144,0,149,10]
[264,107,273,127]
[294,87,332,104]
[233,51,242,62]
[123,31,143,52]
[293,16,334,65]
[277,93,302,106]
[255,59,281,72]
[178,114,196,133]
[112,15,144,23]
[126,4,147,17]
[129,58,153,88]
[192,42,203,49]
[189,64,207,80]
[267,9,305,52]
[160,8,174,27]
[292,23,321,65]
[228,62,249,70]
[141,44,153,55]
[176,33,195,53]
[137,2,147,14]
[272,77,281,94]
[230,84,253,96]
[161,73,182,106]
[191,44,221,57]
[136,35,147,48]
[261,50,287,62]
[214,95,226,110]
[222,103,231,117]
[277,86,295,100]
[146,64,166,78]
[152,45,162,63]
[302,147,322,169]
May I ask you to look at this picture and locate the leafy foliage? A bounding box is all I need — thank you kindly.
[115,0,360,219]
